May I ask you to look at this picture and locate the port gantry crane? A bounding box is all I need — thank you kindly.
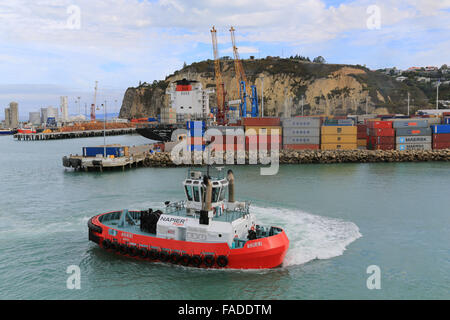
[210,26,227,125]
[229,26,258,118]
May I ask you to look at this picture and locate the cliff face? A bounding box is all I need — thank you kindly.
[119,58,429,118]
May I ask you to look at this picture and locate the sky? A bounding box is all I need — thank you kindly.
[0,0,449,118]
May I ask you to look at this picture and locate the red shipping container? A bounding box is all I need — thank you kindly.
[433,133,450,143]
[283,144,320,150]
[372,144,395,150]
[245,136,281,151]
[367,121,393,129]
[433,142,450,149]
[369,136,395,145]
[368,128,395,136]
[242,117,280,126]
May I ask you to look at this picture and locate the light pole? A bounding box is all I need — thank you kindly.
[260,76,264,117]
[436,80,440,110]
[301,95,304,116]
[407,91,410,116]
[98,101,107,157]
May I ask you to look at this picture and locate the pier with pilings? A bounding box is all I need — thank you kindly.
[14,128,136,141]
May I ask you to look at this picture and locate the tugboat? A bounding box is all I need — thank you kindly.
[88,168,289,269]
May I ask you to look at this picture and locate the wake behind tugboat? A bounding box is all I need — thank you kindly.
[88,167,289,269]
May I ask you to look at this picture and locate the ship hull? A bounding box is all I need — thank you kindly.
[136,124,181,142]
[88,212,289,269]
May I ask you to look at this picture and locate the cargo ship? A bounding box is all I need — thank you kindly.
[88,168,289,269]
[136,123,184,142]
[135,79,213,142]
[0,129,16,135]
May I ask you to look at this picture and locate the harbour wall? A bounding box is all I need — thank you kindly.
[141,149,450,167]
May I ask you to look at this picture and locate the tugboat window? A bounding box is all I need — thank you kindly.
[212,187,220,203]
[219,185,227,201]
[193,186,200,202]
[185,186,193,201]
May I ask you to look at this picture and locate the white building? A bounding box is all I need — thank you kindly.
[166,79,214,118]
[60,96,69,122]
[41,106,59,124]
[29,112,41,125]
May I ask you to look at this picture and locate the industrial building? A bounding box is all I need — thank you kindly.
[4,102,19,128]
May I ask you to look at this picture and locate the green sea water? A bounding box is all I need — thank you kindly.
[0,134,449,300]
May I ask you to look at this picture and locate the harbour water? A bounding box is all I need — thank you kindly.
[0,135,449,300]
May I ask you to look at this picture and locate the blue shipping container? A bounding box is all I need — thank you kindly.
[431,124,450,134]
[83,147,124,157]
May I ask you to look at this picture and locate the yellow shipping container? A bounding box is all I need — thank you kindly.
[357,139,367,146]
[321,143,357,150]
[321,135,357,143]
[245,126,282,136]
[321,126,357,135]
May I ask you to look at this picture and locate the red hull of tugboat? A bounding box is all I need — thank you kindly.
[89,213,289,269]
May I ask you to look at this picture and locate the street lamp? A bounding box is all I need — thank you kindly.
[97,101,107,157]
[260,76,264,117]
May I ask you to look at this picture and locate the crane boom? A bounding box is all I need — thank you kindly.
[230,26,257,117]
[210,26,226,125]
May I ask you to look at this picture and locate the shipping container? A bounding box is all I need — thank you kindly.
[366,120,393,129]
[283,144,320,150]
[369,143,395,150]
[321,143,357,150]
[430,124,450,134]
[397,143,432,151]
[321,135,357,143]
[433,142,450,149]
[83,146,125,157]
[368,136,395,145]
[283,127,320,137]
[321,126,357,135]
[281,118,321,128]
[432,133,450,143]
[396,136,432,144]
[367,128,395,136]
[392,119,429,128]
[242,117,280,126]
[395,127,432,136]
[357,139,367,147]
[245,126,282,136]
[283,136,320,145]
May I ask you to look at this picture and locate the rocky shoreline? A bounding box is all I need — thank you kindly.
[142,149,450,167]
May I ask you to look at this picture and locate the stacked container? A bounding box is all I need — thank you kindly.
[160,107,176,124]
[207,125,245,152]
[431,124,450,149]
[187,121,205,151]
[366,120,395,150]
[394,119,432,151]
[357,124,368,149]
[281,117,321,150]
[243,117,282,152]
[320,125,357,150]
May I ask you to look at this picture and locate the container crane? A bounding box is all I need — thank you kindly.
[230,26,258,118]
[210,26,227,125]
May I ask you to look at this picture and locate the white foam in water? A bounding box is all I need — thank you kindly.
[251,205,362,266]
